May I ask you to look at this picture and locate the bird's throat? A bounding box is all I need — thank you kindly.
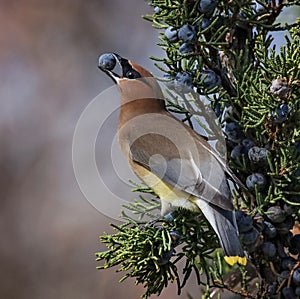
[118,98,166,129]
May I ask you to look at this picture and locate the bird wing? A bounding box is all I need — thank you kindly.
[126,116,233,211]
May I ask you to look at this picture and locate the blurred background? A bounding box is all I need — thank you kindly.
[0,1,298,298]
[0,0,166,298]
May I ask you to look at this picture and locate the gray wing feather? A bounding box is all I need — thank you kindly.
[130,143,233,210]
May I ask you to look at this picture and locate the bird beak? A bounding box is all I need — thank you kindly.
[98,53,133,84]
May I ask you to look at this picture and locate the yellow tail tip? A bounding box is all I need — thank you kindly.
[224,256,247,266]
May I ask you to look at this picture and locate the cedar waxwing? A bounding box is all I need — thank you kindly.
[98,53,247,266]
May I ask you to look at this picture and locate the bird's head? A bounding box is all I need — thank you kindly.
[98,53,164,103]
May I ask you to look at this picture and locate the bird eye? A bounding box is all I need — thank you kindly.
[126,70,141,79]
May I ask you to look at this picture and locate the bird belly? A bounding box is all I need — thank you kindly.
[131,161,199,215]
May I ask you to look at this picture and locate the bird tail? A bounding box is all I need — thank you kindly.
[195,198,247,266]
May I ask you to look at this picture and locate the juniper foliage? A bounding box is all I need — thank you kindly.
[96,1,300,297]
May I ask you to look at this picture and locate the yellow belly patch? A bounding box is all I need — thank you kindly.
[130,161,199,213]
